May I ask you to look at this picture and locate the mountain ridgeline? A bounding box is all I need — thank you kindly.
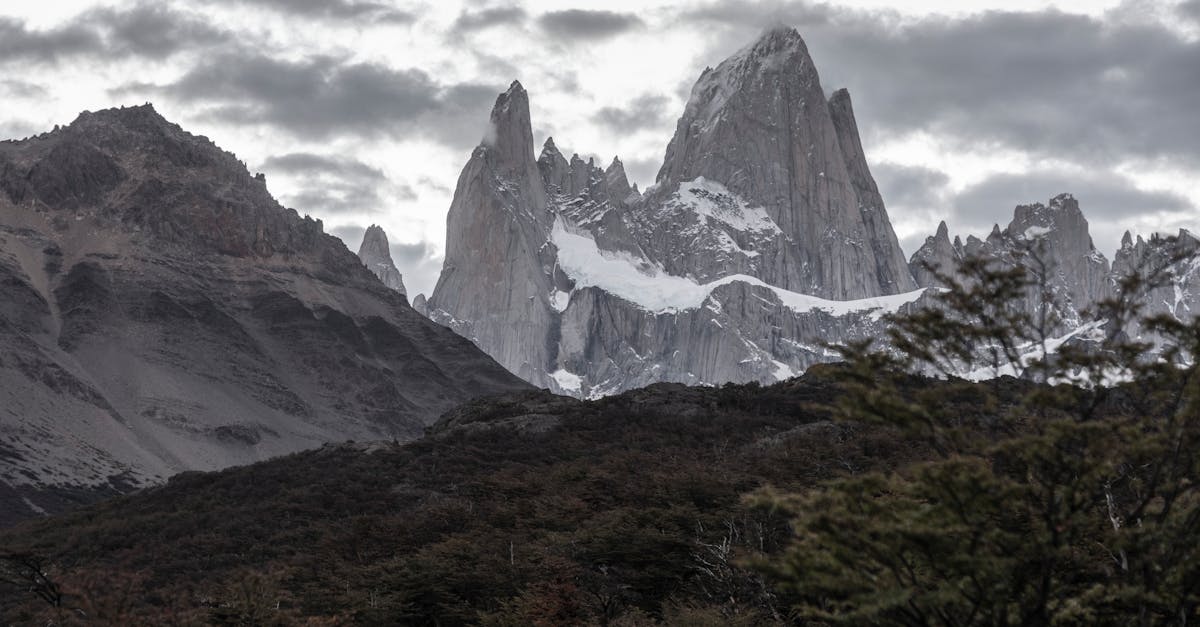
[0,105,528,525]
[424,27,1199,397]
[427,27,924,398]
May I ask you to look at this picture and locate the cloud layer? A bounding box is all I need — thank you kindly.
[0,0,1196,297]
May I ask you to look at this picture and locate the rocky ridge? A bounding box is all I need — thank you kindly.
[907,194,1200,357]
[0,105,529,525]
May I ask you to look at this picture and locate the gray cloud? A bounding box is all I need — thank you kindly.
[451,6,527,34]
[952,171,1193,233]
[391,240,445,299]
[592,94,671,133]
[0,79,48,98]
[1180,0,1200,22]
[204,0,414,22]
[678,2,1200,168]
[872,162,950,211]
[261,152,415,217]
[621,156,661,189]
[391,240,434,266]
[0,16,101,63]
[87,3,234,57]
[330,225,366,248]
[116,53,501,149]
[0,4,233,64]
[537,9,643,40]
[418,176,452,195]
[283,187,384,216]
[261,152,387,183]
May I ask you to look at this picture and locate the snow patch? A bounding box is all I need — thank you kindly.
[552,218,929,318]
[550,369,583,394]
[668,177,783,236]
[771,360,796,382]
[550,290,570,313]
[1023,225,1052,239]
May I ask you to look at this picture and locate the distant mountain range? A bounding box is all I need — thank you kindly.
[419,26,1200,397]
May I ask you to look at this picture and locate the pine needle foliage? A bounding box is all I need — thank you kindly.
[752,238,1200,626]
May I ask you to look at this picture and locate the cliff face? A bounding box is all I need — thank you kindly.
[909,194,1112,332]
[0,105,530,525]
[651,27,915,298]
[427,82,568,386]
[356,225,406,294]
[1111,229,1200,338]
[426,28,929,397]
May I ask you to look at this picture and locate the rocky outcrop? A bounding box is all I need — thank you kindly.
[909,221,961,288]
[427,82,565,386]
[1111,229,1200,337]
[357,224,406,294]
[909,194,1111,333]
[0,105,529,525]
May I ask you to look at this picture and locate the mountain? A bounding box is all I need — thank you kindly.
[427,28,929,398]
[1110,228,1200,338]
[356,224,406,294]
[909,193,1112,333]
[0,105,529,526]
[906,194,1200,369]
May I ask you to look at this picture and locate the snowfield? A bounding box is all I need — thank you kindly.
[552,218,929,318]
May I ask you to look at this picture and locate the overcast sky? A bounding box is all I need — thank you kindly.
[2,0,1198,297]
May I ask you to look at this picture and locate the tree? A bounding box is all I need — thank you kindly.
[753,240,1200,626]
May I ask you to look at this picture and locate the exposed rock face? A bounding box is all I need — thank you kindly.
[652,27,915,298]
[909,221,960,288]
[910,194,1112,332]
[427,82,565,385]
[1111,229,1200,338]
[428,28,928,397]
[411,293,428,316]
[356,225,406,294]
[0,105,529,525]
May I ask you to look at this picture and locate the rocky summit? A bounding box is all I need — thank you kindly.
[908,193,1200,352]
[427,27,927,398]
[357,224,406,294]
[0,105,529,526]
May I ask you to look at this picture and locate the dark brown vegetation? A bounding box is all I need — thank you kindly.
[0,369,947,625]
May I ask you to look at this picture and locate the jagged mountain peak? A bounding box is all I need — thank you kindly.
[358,224,390,257]
[936,220,950,240]
[357,225,406,294]
[653,25,915,299]
[738,24,810,70]
[1008,194,1097,254]
[483,80,536,171]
